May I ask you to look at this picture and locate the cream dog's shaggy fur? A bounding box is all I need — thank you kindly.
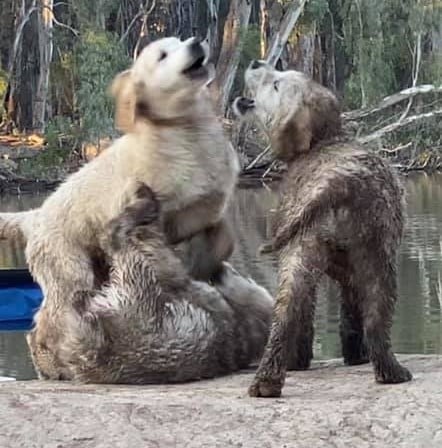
[0,37,238,337]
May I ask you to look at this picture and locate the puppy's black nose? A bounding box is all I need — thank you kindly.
[250,59,263,69]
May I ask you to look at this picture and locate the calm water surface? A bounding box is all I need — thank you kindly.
[1,174,441,380]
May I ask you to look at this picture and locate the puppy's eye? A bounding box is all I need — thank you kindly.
[273,80,280,92]
[159,51,167,61]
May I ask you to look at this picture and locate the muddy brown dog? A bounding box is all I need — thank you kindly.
[27,184,273,384]
[233,60,412,398]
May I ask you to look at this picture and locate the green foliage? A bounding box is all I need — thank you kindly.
[339,0,442,109]
[45,116,78,151]
[75,30,131,145]
[233,25,261,97]
[240,25,261,68]
[302,0,329,26]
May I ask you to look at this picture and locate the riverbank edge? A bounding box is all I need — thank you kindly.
[1,163,439,195]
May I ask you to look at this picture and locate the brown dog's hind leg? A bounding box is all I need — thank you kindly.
[356,256,412,383]
[339,290,369,366]
[249,238,325,398]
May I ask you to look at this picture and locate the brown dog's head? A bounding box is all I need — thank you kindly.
[110,37,213,132]
[233,60,341,161]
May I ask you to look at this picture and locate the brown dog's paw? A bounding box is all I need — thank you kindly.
[248,376,283,398]
[375,363,413,384]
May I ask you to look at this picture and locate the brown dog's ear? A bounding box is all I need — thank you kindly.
[271,106,312,161]
[110,69,135,133]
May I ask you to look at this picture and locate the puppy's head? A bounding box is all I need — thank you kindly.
[111,37,212,132]
[233,60,341,161]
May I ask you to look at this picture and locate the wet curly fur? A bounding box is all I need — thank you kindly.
[27,184,273,384]
[233,60,412,398]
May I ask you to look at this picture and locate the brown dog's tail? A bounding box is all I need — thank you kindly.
[0,210,37,244]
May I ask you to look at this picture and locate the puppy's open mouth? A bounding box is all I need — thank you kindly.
[183,56,207,78]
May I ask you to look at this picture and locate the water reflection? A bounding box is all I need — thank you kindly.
[1,174,441,379]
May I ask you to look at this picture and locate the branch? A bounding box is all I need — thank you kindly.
[265,0,309,67]
[376,142,413,154]
[133,0,157,59]
[119,11,143,43]
[343,84,442,120]
[357,109,442,144]
[41,5,79,36]
[245,145,271,170]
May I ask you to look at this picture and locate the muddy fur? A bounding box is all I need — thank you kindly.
[0,37,239,346]
[233,60,412,398]
[26,184,273,384]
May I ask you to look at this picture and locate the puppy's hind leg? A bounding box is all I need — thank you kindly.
[249,238,326,398]
[357,256,412,384]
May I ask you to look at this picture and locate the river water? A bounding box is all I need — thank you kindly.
[0,173,441,380]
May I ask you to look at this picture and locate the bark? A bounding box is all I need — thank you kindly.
[323,11,336,91]
[259,0,269,58]
[354,0,367,107]
[214,0,252,115]
[205,0,220,58]
[265,0,308,67]
[4,0,38,126]
[175,0,196,39]
[33,0,54,133]
[292,27,316,77]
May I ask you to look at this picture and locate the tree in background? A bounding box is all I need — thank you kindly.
[0,0,440,167]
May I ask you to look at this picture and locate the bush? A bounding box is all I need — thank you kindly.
[75,30,131,145]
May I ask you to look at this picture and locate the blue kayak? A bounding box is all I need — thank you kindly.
[0,269,42,331]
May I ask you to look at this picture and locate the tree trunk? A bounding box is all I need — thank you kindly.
[293,27,316,77]
[323,11,336,91]
[265,0,308,67]
[259,0,269,58]
[205,0,220,59]
[214,0,252,115]
[175,0,196,39]
[4,0,38,128]
[33,0,54,133]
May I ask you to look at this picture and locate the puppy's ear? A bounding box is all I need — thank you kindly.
[110,69,135,133]
[272,107,312,160]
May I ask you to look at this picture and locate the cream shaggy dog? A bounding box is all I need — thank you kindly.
[0,37,239,338]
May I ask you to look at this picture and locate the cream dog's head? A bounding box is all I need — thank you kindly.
[111,36,213,131]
